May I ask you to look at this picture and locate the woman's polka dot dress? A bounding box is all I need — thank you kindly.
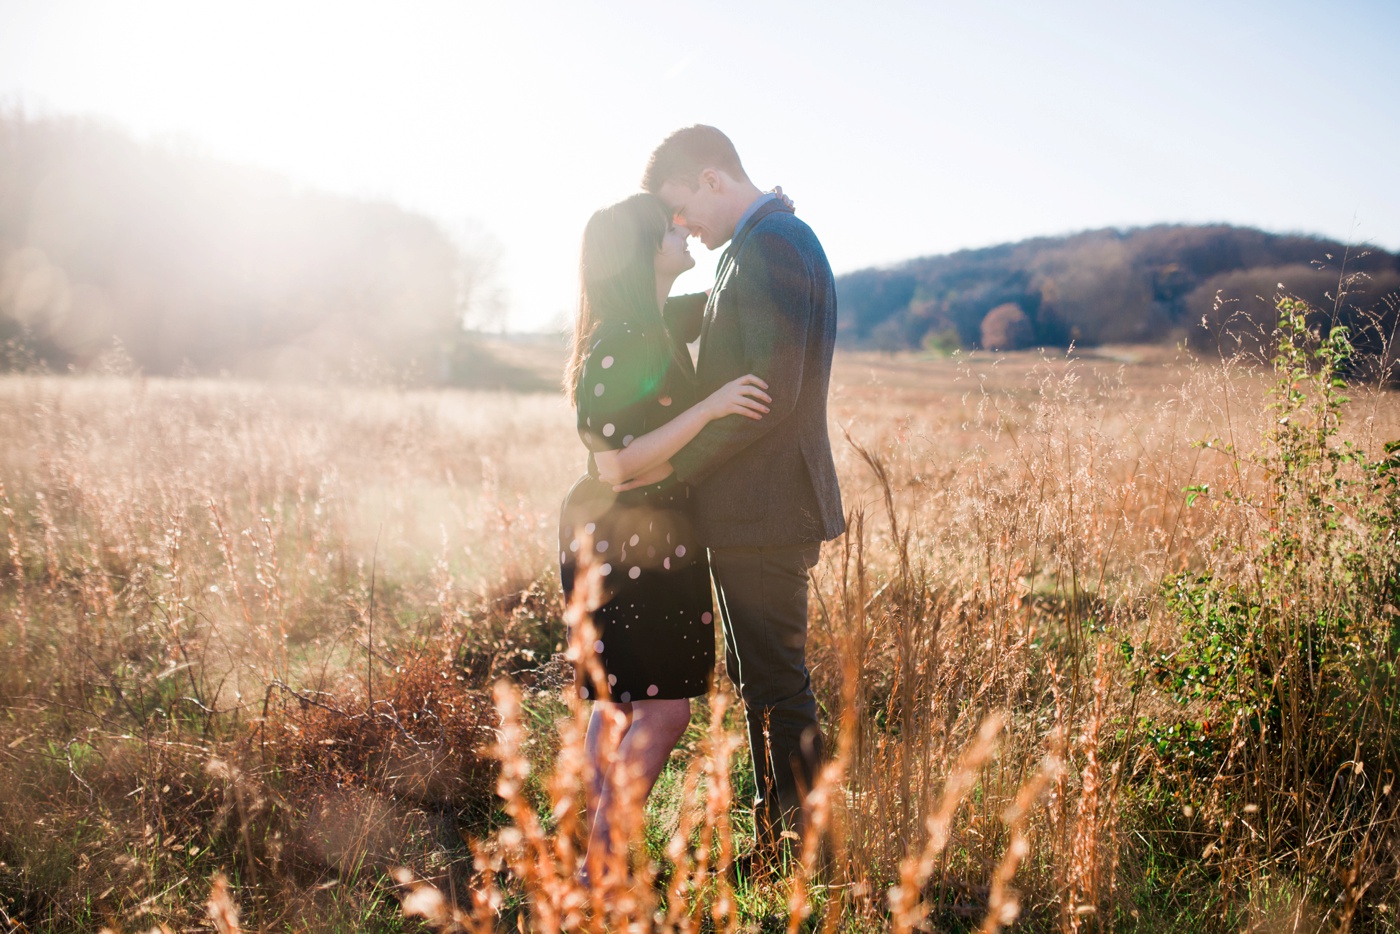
[559,322,715,702]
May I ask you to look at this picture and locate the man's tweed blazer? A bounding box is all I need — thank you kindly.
[668,199,845,548]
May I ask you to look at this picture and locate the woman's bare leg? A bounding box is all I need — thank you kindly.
[585,697,691,882]
[583,701,632,830]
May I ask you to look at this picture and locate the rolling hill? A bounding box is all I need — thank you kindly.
[835,225,1400,356]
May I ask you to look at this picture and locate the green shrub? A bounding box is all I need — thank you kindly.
[1143,296,1399,881]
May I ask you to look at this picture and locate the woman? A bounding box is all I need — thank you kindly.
[559,192,769,878]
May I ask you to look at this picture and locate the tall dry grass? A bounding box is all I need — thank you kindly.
[1,325,1397,931]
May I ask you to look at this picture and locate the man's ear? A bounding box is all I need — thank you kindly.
[699,167,722,192]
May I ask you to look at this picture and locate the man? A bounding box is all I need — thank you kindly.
[642,125,845,849]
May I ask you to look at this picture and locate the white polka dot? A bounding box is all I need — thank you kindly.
[608,674,617,686]
[593,640,604,653]
[596,540,609,552]
[578,686,589,699]
[622,435,634,446]
[628,566,641,579]
[569,540,580,552]
[594,383,605,396]
[629,534,640,546]
[620,692,631,702]
[647,684,659,697]
[675,545,687,558]
[602,423,615,437]
[659,396,672,406]
[702,612,713,624]
[584,523,596,534]
[599,563,612,575]
[663,557,671,570]
[601,355,614,369]
[560,551,566,564]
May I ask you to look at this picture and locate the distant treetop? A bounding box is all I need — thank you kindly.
[0,109,503,384]
[836,225,1400,357]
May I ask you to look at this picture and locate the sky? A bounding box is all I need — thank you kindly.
[2,0,1398,331]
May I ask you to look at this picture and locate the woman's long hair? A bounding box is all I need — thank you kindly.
[564,194,670,405]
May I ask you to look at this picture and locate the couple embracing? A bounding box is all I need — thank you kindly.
[558,125,844,878]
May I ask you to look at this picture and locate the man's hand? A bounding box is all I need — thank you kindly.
[612,461,674,492]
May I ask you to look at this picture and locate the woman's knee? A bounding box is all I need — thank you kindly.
[635,697,691,739]
[589,701,633,737]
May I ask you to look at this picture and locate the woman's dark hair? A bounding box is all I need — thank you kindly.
[564,193,670,404]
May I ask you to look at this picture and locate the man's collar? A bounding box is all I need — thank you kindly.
[724,195,793,265]
[732,192,778,243]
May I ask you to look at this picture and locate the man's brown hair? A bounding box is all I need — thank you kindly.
[642,125,750,193]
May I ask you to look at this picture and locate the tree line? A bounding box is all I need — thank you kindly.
[6,107,1395,380]
[836,225,1400,363]
[0,108,523,384]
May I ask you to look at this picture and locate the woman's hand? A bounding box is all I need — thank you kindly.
[701,374,770,422]
[600,375,769,491]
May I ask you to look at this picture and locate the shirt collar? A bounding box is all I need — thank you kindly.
[732,192,777,243]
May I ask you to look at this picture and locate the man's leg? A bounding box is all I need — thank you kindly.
[710,542,824,849]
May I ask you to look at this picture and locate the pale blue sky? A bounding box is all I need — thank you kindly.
[2,0,1397,330]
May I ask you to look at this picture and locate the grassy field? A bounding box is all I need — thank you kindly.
[1,329,1397,932]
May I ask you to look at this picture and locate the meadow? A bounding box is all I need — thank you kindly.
[1,320,1397,932]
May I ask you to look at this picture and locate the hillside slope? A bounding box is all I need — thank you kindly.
[836,225,1400,354]
[0,109,504,383]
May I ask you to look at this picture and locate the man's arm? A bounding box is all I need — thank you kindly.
[592,374,769,486]
[670,228,812,486]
